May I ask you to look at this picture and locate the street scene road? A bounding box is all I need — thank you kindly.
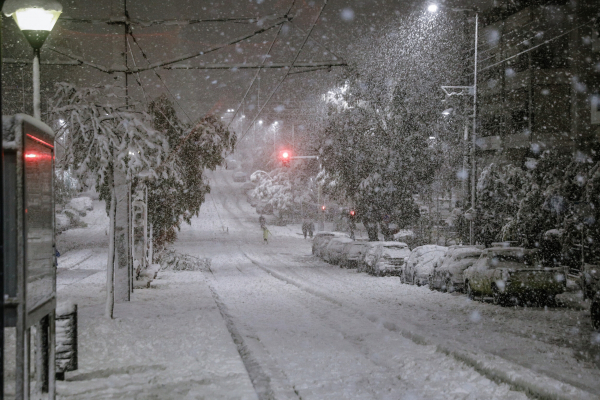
[3,0,600,398]
[173,170,597,399]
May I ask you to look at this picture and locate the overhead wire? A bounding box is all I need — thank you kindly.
[227,0,297,131]
[237,0,330,144]
[129,31,193,123]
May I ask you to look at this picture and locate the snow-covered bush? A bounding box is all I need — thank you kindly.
[473,163,529,246]
[157,249,211,271]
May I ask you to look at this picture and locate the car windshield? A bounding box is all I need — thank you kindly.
[489,251,538,265]
[383,247,409,259]
[455,251,481,260]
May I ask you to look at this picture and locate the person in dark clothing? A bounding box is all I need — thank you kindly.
[302,219,309,239]
[308,220,315,238]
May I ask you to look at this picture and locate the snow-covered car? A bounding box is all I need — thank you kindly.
[373,242,411,276]
[403,245,448,286]
[68,196,93,215]
[312,232,346,258]
[233,171,247,182]
[430,246,483,293]
[359,242,382,273]
[241,182,255,192]
[323,237,354,265]
[340,240,370,269]
[463,247,565,306]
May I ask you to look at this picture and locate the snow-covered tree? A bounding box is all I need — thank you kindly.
[50,83,170,317]
[473,163,529,246]
[145,95,236,250]
[317,12,468,238]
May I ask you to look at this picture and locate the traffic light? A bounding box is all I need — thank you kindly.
[349,209,356,219]
[280,150,291,166]
[321,205,326,212]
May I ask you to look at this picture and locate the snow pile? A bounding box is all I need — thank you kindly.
[55,213,71,232]
[158,249,211,271]
[68,197,93,214]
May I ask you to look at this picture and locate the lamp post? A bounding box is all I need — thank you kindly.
[3,0,62,120]
[430,3,479,244]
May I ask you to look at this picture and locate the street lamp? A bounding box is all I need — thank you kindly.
[429,3,479,244]
[3,0,62,120]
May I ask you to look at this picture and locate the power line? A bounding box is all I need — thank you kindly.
[227,0,296,131]
[129,31,193,122]
[237,0,330,144]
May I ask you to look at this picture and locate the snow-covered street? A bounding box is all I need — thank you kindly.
[55,169,600,399]
[178,170,599,400]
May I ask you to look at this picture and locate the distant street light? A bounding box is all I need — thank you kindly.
[442,108,454,116]
[3,0,62,120]
[427,4,438,13]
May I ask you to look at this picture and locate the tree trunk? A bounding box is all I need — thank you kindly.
[105,181,116,319]
[114,168,131,302]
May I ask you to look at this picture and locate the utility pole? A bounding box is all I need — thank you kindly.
[439,8,479,245]
[471,13,478,217]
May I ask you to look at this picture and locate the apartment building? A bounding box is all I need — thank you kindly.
[475,0,600,163]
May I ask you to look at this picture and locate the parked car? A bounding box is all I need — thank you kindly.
[403,245,448,285]
[372,242,411,276]
[340,240,370,269]
[324,237,355,265]
[241,182,255,192]
[430,246,483,292]
[360,242,382,273]
[463,247,565,306]
[233,171,247,182]
[312,232,347,258]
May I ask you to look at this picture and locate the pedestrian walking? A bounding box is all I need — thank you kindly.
[262,226,272,244]
[308,220,315,239]
[302,219,309,239]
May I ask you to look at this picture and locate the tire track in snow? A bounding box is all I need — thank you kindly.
[242,254,598,400]
[210,170,596,399]
[203,264,277,400]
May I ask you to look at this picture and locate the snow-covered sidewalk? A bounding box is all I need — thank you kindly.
[55,201,257,400]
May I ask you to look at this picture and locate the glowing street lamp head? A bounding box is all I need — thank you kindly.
[3,0,63,49]
[427,4,439,12]
[282,151,289,159]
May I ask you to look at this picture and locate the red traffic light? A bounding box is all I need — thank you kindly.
[349,210,355,217]
[321,205,326,211]
[280,150,291,166]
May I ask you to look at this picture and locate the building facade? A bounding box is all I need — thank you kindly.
[475,0,600,164]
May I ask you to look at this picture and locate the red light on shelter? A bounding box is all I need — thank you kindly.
[25,153,39,159]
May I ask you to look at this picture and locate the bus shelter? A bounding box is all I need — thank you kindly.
[3,114,57,399]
